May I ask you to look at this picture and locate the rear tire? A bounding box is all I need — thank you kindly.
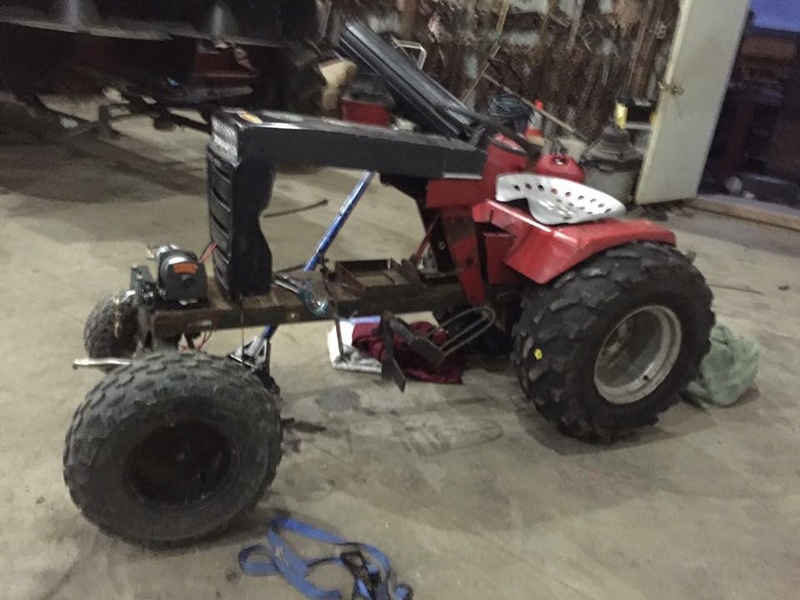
[512,242,714,442]
[63,352,283,546]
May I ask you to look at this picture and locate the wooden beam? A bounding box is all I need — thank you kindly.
[692,194,800,233]
[568,0,586,50]
[495,0,511,37]
[629,0,668,97]
[400,0,419,38]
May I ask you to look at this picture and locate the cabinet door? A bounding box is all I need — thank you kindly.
[635,0,751,204]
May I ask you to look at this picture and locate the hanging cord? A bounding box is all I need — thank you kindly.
[261,198,329,219]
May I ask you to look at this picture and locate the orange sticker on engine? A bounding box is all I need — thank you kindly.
[173,263,199,275]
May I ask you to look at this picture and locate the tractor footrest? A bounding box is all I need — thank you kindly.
[379,311,446,392]
[335,259,421,298]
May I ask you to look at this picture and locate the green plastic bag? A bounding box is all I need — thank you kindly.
[685,324,760,408]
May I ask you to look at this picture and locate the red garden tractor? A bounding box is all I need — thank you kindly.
[65,20,714,546]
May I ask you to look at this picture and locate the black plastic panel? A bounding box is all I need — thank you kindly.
[217,110,486,178]
[207,155,273,300]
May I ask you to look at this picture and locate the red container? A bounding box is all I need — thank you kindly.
[341,96,392,127]
[533,154,585,183]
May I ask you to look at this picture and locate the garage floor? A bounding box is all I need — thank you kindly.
[1,118,799,600]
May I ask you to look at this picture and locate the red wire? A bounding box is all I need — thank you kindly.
[196,331,212,350]
[199,242,217,264]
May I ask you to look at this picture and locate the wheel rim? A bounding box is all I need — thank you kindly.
[593,305,683,405]
[126,420,235,507]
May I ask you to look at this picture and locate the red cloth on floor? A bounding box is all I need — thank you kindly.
[352,321,463,384]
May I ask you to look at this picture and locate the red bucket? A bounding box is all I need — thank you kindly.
[341,96,392,127]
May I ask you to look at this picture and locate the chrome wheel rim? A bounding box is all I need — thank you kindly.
[593,305,683,405]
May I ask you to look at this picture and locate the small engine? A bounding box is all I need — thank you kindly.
[148,244,209,305]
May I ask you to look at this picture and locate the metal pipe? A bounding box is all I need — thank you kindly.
[391,39,428,69]
[73,358,132,371]
[302,171,376,273]
[334,319,346,358]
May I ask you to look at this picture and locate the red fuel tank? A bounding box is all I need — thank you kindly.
[533,154,585,183]
[341,97,393,127]
[340,76,394,127]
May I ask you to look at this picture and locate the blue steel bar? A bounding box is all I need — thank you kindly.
[302,171,376,273]
[255,170,376,344]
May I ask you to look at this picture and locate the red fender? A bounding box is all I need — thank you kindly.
[472,200,676,285]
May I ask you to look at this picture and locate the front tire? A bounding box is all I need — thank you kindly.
[63,352,282,546]
[83,293,138,361]
[512,242,714,442]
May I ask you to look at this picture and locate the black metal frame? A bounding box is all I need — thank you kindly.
[143,261,468,338]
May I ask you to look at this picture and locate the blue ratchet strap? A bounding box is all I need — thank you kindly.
[239,517,413,600]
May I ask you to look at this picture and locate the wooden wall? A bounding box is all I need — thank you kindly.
[331,0,680,139]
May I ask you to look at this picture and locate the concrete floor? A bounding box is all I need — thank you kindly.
[1,117,799,600]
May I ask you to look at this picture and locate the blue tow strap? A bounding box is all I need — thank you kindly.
[239,517,413,600]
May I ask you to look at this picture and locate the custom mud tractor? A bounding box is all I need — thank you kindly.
[65,20,714,546]
[0,0,325,127]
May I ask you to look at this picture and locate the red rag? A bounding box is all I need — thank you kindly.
[351,321,463,384]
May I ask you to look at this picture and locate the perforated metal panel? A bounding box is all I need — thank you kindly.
[496,174,627,225]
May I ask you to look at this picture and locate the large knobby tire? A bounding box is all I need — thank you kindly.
[63,352,282,546]
[512,242,714,442]
[83,293,138,360]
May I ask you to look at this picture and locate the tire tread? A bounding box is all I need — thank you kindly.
[83,294,137,360]
[63,352,282,546]
[512,242,714,442]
